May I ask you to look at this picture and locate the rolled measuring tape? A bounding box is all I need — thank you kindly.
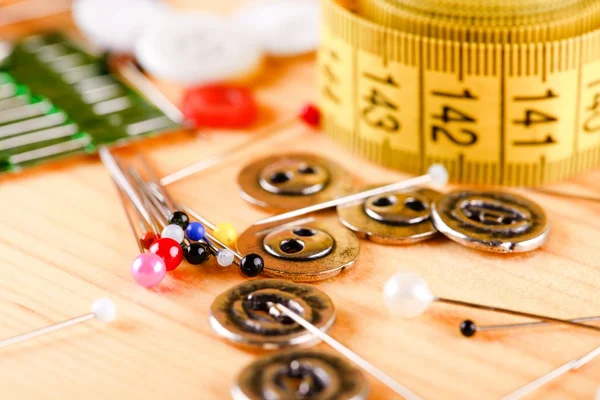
[318,0,600,185]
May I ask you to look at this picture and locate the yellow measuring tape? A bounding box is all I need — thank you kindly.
[318,0,600,185]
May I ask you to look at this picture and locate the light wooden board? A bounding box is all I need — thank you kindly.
[1,2,600,399]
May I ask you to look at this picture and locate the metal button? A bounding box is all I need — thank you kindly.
[209,279,335,349]
[263,227,334,260]
[337,187,442,244]
[238,153,354,211]
[232,351,369,400]
[258,159,330,195]
[237,215,360,281]
[431,190,550,253]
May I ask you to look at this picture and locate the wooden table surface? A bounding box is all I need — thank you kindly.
[1,1,600,399]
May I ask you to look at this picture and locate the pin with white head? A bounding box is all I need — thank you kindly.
[384,272,600,334]
[254,164,448,226]
[132,155,267,278]
[100,147,170,288]
[0,298,116,349]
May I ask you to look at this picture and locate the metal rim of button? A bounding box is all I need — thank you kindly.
[337,186,443,245]
[431,189,550,253]
[237,153,354,211]
[209,279,336,349]
[236,215,360,281]
[231,350,369,400]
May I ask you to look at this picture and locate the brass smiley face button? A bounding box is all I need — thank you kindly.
[337,187,442,244]
[238,153,354,211]
[232,351,369,400]
[209,279,336,349]
[431,190,549,253]
[237,215,360,281]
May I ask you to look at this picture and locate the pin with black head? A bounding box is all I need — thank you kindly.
[459,314,600,338]
[100,147,176,288]
[0,298,116,349]
[134,153,266,278]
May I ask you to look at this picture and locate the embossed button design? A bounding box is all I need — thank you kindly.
[209,279,335,349]
[431,190,549,253]
[238,153,354,210]
[232,351,369,400]
[337,187,442,244]
[237,215,360,281]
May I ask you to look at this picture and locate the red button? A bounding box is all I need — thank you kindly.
[181,84,258,129]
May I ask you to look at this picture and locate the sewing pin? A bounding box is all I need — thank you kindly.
[99,146,156,232]
[0,298,116,349]
[384,272,600,334]
[133,157,265,276]
[177,203,247,269]
[159,116,306,186]
[459,316,600,337]
[271,302,423,400]
[114,174,147,252]
[100,148,168,286]
[139,163,264,278]
[255,164,449,226]
[500,344,600,400]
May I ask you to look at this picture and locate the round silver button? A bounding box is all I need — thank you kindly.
[238,153,354,211]
[232,351,369,400]
[209,279,336,349]
[431,190,549,253]
[237,214,360,281]
[258,159,330,195]
[337,187,442,245]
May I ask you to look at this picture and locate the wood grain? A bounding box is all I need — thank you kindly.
[1,2,600,399]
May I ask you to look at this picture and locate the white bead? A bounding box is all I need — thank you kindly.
[72,0,167,52]
[216,249,235,267]
[383,272,434,318]
[234,0,320,56]
[135,12,263,84]
[427,164,448,186]
[91,298,117,322]
[162,224,184,243]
